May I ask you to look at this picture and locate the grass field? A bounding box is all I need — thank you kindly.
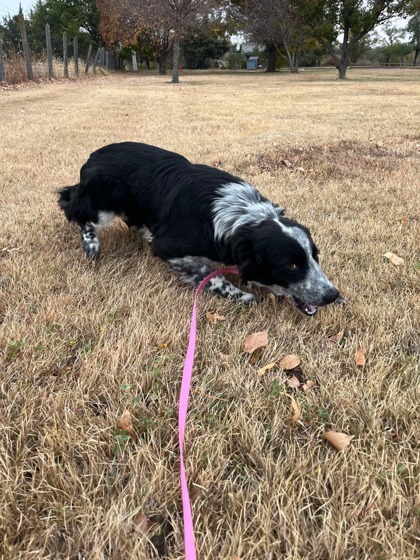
[1,69,419,560]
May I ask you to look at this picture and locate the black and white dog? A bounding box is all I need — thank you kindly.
[58,142,343,316]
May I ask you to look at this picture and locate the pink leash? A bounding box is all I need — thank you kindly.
[178,267,240,559]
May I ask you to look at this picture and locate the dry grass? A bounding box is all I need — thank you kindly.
[0,69,419,560]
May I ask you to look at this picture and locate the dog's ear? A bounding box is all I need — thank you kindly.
[231,230,259,282]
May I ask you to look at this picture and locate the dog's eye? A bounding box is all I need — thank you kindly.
[286,263,298,270]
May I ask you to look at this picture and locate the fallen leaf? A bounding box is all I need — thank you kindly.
[383,252,404,266]
[243,330,268,354]
[206,312,226,324]
[257,361,276,377]
[279,354,301,370]
[230,557,241,560]
[287,375,301,389]
[117,409,136,443]
[132,512,151,534]
[401,216,409,226]
[296,167,305,173]
[355,348,366,367]
[284,394,301,424]
[329,329,344,344]
[250,347,262,365]
[219,353,231,363]
[302,380,315,392]
[324,431,354,452]
[282,159,293,168]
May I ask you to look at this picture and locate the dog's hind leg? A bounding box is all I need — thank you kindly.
[168,257,256,304]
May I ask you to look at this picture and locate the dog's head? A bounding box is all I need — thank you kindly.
[232,218,342,316]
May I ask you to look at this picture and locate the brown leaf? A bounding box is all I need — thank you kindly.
[296,167,305,173]
[383,252,404,266]
[206,312,226,324]
[132,512,151,534]
[257,361,276,377]
[230,557,241,560]
[282,159,293,168]
[219,352,231,363]
[285,394,301,424]
[324,431,354,452]
[329,329,344,344]
[302,380,315,392]
[287,375,301,389]
[279,354,301,370]
[117,409,136,443]
[267,292,276,305]
[355,348,366,367]
[243,330,268,354]
[401,216,409,226]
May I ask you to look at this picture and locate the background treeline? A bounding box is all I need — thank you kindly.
[0,0,419,84]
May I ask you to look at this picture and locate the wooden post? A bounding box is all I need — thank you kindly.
[63,32,68,78]
[132,50,137,71]
[84,44,92,74]
[45,23,53,78]
[73,37,79,77]
[100,46,105,68]
[18,11,34,80]
[0,37,5,82]
[105,50,109,72]
[92,47,100,73]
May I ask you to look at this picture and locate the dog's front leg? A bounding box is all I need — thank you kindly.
[168,257,256,304]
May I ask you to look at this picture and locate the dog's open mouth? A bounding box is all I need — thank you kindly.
[290,296,318,317]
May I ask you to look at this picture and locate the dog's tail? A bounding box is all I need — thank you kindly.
[58,184,79,222]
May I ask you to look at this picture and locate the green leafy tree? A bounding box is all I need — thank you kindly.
[29,0,101,56]
[407,8,420,64]
[182,28,229,68]
[294,0,409,79]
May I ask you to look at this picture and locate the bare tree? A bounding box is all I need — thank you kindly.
[96,0,213,82]
[246,0,306,73]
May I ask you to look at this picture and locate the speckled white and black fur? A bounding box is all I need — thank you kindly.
[58,142,342,315]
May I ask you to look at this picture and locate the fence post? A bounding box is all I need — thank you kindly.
[18,10,34,80]
[45,23,53,78]
[92,47,100,73]
[85,44,92,74]
[132,50,138,71]
[63,31,68,78]
[105,49,109,72]
[73,37,79,77]
[0,36,4,82]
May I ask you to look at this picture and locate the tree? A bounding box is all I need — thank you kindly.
[376,24,410,65]
[294,0,409,79]
[246,0,310,73]
[182,28,229,68]
[407,9,420,64]
[97,0,214,82]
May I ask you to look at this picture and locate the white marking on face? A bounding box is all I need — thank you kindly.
[274,221,335,305]
[212,182,285,241]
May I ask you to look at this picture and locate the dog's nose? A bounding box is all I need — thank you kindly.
[322,287,340,305]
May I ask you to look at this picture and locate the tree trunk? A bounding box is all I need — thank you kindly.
[337,17,350,79]
[158,53,167,75]
[413,48,419,65]
[337,62,347,79]
[266,44,276,72]
[172,33,180,84]
[145,57,150,70]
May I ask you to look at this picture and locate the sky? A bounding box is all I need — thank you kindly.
[0,0,33,17]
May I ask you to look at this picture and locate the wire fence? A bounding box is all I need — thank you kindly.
[0,13,116,84]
